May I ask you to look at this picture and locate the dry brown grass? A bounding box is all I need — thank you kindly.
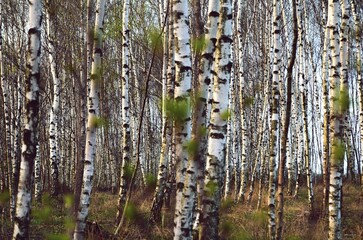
[1,182,362,239]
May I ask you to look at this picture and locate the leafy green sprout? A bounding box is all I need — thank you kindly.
[164,96,190,126]
[221,108,233,121]
[90,116,109,129]
[332,138,345,165]
[205,181,218,197]
[192,35,207,55]
[184,139,199,156]
[339,86,349,114]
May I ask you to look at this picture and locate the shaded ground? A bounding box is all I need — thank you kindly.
[1,183,363,239]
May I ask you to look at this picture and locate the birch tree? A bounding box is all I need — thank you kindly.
[73,0,106,238]
[321,0,330,214]
[327,0,344,238]
[46,0,61,198]
[12,0,42,238]
[276,0,298,237]
[171,0,193,237]
[268,0,282,238]
[116,0,131,225]
[174,0,220,237]
[199,0,232,238]
[150,0,170,224]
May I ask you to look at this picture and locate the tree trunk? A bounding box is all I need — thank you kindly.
[73,0,106,239]
[199,0,232,238]
[116,0,131,225]
[327,0,344,238]
[46,0,61,198]
[12,0,42,237]
[276,0,298,237]
[171,0,193,237]
[268,0,281,239]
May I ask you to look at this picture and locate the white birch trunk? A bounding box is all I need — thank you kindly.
[352,0,363,190]
[46,0,60,197]
[321,0,330,212]
[150,0,169,222]
[237,0,248,203]
[73,1,106,239]
[327,0,343,238]
[268,0,281,238]
[12,0,42,238]
[116,0,131,224]
[34,144,41,203]
[171,0,193,237]
[200,0,232,238]
[175,0,221,236]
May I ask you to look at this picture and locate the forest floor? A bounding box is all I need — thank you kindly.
[1,182,363,239]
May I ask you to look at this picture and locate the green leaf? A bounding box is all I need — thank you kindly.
[90,116,109,129]
[221,109,232,121]
[184,139,199,156]
[192,35,206,54]
[145,173,157,190]
[205,181,218,197]
[148,26,163,55]
[332,138,345,165]
[198,126,208,137]
[164,96,190,125]
[339,86,349,114]
[124,162,135,180]
[125,202,138,221]
[64,194,74,209]
[33,206,52,224]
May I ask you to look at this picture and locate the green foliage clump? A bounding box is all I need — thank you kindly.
[164,96,190,126]
[205,181,218,197]
[33,194,52,224]
[339,86,350,114]
[184,139,199,156]
[145,173,157,190]
[90,116,109,129]
[124,162,135,180]
[125,202,138,221]
[332,138,345,165]
[192,35,206,55]
[221,108,232,121]
[148,26,163,55]
[198,126,208,137]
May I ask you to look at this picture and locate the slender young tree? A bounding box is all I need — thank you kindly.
[116,0,131,225]
[321,0,330,214]
[0,0,15,221]
[12,0,42,238]
[268,0,282,238]
[73,0,106,238]
[150,0,169,224]
[237,0,248,204]
[175,0,220,236]
[171,0,193,237]
[276,0,298,238]
[352,0,363,190]
[327,0,344,238]
[199,0,232,238]
[46,0,61,197]
[74,0,90,217]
